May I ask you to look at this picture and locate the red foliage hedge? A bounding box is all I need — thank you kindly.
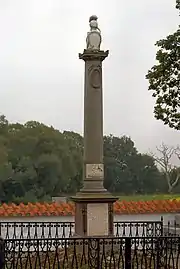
[0,200,179,217]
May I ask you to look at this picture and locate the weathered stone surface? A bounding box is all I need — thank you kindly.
[87,203,108,236]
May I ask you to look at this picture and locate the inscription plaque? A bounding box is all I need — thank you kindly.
[87,203,108,236]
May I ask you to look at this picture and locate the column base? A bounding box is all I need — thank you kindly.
[80,177,108,193]
[71,192,117,237]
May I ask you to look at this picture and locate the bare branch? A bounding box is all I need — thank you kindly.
[172,173,180,188]
[174,146,180,161]
[152,143,180,193]
[148,150,166,168]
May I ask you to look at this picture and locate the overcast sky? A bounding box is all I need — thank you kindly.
[0,0,179,155]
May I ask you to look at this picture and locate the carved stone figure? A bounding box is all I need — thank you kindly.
[86,15,102,51]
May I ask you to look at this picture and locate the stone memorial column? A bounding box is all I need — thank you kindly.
[71,15,117,237]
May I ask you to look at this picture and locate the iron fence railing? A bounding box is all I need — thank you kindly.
[114,220,163,237]
[0,220,164,239]
[0,221,74,240]
[0,236,180,269]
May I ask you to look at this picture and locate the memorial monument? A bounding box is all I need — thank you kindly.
[71,15,117,237]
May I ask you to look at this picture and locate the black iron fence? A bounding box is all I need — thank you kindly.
[0,222,74,240]
[0,220,164,239]
[114,220,163,237]
[164,220,180,236]
[1,236,180,268]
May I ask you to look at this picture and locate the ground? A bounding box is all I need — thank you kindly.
[117,194,180,201]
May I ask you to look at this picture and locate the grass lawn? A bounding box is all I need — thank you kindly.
[117,193,180,201]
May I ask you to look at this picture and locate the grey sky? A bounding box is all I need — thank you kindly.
[0,0,179,155]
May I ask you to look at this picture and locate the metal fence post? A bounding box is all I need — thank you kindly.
[125,237,131,269]
[160,216,163,236]
[0,238,5,269]
[156,237,161,269]
[96,238,100,269]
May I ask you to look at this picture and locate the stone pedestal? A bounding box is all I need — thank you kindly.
[71,16,117,237]
[72,194,117,237]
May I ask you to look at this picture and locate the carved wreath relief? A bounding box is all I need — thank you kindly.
[86,164,104,178]
[88,65,102,89]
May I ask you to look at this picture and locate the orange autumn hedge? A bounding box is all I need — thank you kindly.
[0,200,179,217]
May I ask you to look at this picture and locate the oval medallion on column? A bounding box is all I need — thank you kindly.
[90,67,101,89]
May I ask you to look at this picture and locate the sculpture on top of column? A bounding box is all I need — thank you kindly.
[86,15,102,51]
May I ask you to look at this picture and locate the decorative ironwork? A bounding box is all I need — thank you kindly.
[82,204,87,235]
[0,220,166,240]
[114,220,163,237]
[108,203,114,235]
[0,222,75,240]
[1,236,180,268]
[164,219,180,236]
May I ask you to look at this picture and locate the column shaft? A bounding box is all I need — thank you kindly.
[79,50,108,193]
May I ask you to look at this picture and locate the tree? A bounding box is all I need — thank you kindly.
[0,116,84,202]
[176,0,180,10]
[104,135,137,192]
[104,135,162,194]
[128,153,164,194]
[151,143,180,193]
[146,3,180,130]
[0,115,170,202]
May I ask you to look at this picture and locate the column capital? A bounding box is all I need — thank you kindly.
[79,50,109,61]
